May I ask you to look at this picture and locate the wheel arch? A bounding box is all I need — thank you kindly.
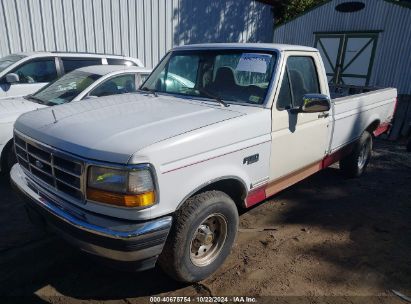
[365,119,381,134]
[176,176,248,211]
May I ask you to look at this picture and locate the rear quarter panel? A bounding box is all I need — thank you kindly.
[331,88,397,152]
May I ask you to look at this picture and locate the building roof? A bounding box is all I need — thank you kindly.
[173,43,318,52]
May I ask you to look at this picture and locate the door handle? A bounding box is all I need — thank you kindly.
[318,113,329,118]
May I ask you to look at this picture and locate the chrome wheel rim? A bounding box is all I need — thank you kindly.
[358,140,370,169]
[190,213,228,267]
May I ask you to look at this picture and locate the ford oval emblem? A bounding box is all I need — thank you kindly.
[35,160,44,169]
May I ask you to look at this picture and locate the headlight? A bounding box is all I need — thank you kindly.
[87,166,156,208]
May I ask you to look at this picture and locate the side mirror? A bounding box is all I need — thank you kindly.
[301,94,331,113]
[5,73,19,84]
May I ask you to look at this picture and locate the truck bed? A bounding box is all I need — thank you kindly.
[329,87,397,153]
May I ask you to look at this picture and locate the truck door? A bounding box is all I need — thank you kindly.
[268,52,330,195]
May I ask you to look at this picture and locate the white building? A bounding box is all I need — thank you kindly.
[273,0,411,138]
[0,0,274,68]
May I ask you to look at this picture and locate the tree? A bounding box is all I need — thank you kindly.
[270,0,326,25]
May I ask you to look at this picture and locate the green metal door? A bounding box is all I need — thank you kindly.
[315,32,379,86]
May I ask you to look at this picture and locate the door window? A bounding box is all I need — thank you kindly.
[90,74,136,97]
[11,59,57,83]
[277,56,320,109]
[62,58,102,73]
[277,71,292,109]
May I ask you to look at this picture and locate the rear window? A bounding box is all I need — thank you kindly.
[107,58,137,66]
[0,54,25,73]
[62,58,102,73]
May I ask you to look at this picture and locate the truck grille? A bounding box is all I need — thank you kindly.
[14,133,84,201]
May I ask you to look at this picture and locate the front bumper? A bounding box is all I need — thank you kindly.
[10,164,172,271]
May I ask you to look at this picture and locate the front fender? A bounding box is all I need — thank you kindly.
[142,137,271,219]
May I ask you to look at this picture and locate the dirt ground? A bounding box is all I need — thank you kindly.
[0,139,410,304]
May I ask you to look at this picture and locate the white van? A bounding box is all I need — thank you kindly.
[0,52,143,99]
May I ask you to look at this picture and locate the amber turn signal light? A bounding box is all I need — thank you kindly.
[87,188,156,207]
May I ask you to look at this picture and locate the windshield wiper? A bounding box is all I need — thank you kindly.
[140,86,158,97]
[24,95,46,105]
[198,88,229,107]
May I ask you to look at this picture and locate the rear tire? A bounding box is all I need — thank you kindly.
[159,190,238,283]
[1,141,17,175]
[339,131,372,178]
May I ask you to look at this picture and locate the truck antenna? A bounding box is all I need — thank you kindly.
[52,109,57,123]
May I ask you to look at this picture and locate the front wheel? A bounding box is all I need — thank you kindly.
[339,131,373,178]
[159,190,238,283]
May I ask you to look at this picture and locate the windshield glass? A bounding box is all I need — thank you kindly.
[0,54,25,73]
[142,49,277,105]
[31,70,101,105]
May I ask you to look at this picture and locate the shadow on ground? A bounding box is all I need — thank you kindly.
[0,178,186,301]
[258,140,411,293]
[0,140,410,301]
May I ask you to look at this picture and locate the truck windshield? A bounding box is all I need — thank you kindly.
[142,49,277,105]
[29,70,101,105]
[0,54,25,73]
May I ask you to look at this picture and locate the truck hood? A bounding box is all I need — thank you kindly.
[0,97,46,123]
[15,93,245,163]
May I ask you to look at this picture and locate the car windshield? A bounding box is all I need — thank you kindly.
[0,54,25,73]
[142,49,277,105]
[30,70,101,105]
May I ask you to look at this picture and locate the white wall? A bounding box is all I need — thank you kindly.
[0,0,274,68]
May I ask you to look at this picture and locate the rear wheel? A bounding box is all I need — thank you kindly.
[159,190,238,283]
[340,131,372,178]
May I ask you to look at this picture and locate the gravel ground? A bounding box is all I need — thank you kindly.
[0,139,410,304]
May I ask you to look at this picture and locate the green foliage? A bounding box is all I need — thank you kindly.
[272,0,328,25]
[272,0,410,25]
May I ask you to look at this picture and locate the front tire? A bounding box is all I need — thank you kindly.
[340,131,372,178]
[159,190,238,283]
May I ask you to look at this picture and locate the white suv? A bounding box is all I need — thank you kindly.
[0,52,143,99]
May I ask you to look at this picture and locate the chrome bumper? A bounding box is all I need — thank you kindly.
[10,164,172,270]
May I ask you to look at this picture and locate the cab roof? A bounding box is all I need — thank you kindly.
[173,43,318,53]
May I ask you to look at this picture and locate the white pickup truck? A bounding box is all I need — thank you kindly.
[11,43,396,283]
